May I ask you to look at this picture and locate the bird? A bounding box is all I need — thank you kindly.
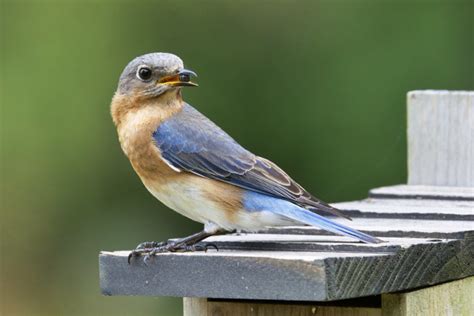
[110,52,382,262]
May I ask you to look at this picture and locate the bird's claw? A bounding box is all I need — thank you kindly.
[202,243,219,252]
[181,242,218,252]
[127,242,218,264]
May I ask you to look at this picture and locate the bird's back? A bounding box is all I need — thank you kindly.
[154,103,349,219]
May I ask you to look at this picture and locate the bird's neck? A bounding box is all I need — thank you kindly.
[110,90,183,127]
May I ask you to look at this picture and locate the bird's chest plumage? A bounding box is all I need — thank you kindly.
[115,103,213,219]
[116,102,180,180]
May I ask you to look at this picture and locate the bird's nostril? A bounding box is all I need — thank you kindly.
[179,73,191,82]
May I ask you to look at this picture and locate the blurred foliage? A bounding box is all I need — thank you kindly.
[1,0,472,315]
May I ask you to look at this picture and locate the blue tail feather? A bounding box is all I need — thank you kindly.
[276,206,383,244]
[242,191,382,244]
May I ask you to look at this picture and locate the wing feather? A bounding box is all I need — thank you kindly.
[153,103,350,219]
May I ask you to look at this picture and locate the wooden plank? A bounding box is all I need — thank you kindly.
[381,276,474,316]
[407,90,474,187]
[265,218,474,239]
[183,298,382,316]
[332,198,474,220]
[100,249,330,300]
[99,236,472,301]
[324,238,473,300]
[369,184,474,201]
[196,234,453,253]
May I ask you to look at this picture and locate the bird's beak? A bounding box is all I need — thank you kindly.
[158,69,198,87]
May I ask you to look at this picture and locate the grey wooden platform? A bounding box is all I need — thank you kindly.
[99,90,474,315]
[100,184,473,301]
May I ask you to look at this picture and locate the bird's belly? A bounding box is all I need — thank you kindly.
[140,174,236,228]
[143,177,214,223]
[141,174,293,231]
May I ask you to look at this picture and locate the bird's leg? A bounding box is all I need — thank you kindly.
[128,229,225,264]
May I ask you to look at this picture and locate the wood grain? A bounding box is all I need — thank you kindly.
[99,235,472,301]
[381,276,474,316]
[183,298,382,316]
[99,184,473,301]
[332,198,474,220]
[265,218,473,239]
[369,184,474,201]
[324,237,473,300]
[184,298,208,316]
[183,278,474,315]
[407,90,474,187]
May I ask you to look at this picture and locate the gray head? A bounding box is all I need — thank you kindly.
[116,52,197,98]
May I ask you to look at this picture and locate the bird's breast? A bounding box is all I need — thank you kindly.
[116,102,182,181]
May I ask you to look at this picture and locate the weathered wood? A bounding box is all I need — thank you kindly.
[182,271,474,316]
[99,234,473,301]
[324,238,473,300]
[99,183,473,302]
[407,90,474,187]
[381,276,474,316]
[333,198,474,220]
[183,297,207,316]
[179,235,461,254]
[101,249,327,300]
[369,184,474,201]
[266,218,474,239]
[183,297,382,316]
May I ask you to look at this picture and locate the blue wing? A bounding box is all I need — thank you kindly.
[154,103,349,219]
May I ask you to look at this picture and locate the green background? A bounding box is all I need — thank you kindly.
[1,1,472,315]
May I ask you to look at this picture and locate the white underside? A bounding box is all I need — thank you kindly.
[143,179,295,232]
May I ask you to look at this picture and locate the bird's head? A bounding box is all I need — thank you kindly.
[116,52,197,100]
[111,52,197,126]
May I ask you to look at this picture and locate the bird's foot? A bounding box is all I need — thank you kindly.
[134,240,167,249]
[128,241,218,264]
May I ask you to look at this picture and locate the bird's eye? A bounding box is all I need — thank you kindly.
[137,66,152,81]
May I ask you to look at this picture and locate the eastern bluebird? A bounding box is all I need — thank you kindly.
[110,53,382,262]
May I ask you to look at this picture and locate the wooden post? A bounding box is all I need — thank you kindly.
[183,297,383,316]
[382,276,474,316]
[382,90,474,316]
[184,277,474,316]
[407,91,474,187]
